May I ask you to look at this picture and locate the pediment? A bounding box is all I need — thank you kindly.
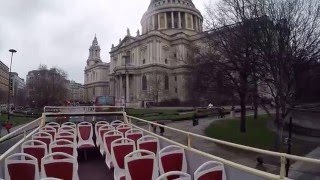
[118,36,135,48]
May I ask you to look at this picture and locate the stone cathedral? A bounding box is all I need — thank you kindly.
[85,0,203,107]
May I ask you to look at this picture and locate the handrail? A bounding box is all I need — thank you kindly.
[0,117,42,143]
[0,127,40,162]
[43,112,125,116]
[127,115,320,179]
[44,106,125,112]
[3,109,316,179]
[127,115,320,163]
[130,123,280,179]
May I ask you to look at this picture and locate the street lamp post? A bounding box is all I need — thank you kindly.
[124,58,127,110]
[7,49,17,121]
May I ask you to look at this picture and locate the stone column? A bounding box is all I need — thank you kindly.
[119,75,123,101]
[164,13,168,29]
[190,14,194,30]
[158,14,161,29]
[185,13,188,29]
[178,12,182,28]
[150,42,153,62]
[159,41,162,62]
[171,12,174,28]
[126,74,130,102]
[195,16,198,31]
[152,15,155,30]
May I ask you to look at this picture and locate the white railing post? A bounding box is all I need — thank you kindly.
[128,117,132,124]
[187,133,191,148]
[279,155,286,179]
[123,112,128,123]
[23,130,26,139]
[41,114,46,127]
[148,124,152,132]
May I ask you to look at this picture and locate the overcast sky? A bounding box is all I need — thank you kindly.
[0,0,215,83]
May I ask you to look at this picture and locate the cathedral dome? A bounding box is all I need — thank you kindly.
[148,0,195,8]
[141,0,203,35]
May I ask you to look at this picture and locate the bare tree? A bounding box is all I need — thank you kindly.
[201,0,320,138]
[248,0,320,149]
[27,65,69,107]
[199,0,267,132]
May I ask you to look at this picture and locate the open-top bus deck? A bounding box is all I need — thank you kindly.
[0,106,319,180]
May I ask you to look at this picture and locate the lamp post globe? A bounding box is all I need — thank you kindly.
[9,49,17,53]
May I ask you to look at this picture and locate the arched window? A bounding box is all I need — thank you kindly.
[142,75,147,90]
[164,75,169,90]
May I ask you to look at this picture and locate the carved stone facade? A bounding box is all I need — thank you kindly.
[84,35,110,102]
[109,0,203,107]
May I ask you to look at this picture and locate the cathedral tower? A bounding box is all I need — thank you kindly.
[87,35,102,66]
[84,35,110,102]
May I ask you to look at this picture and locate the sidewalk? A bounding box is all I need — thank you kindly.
[288,146,320,180]
[156,109,277,173]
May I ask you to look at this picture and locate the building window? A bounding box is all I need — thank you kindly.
[164,75,169,90]
[175,87,177,93]
[175,76,177,81]
[125,51,131,65]
[142,75,147,90]
[174,53,177,58]
[165,58,168,64]
[143,59,146,64]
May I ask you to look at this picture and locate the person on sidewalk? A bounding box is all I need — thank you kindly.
[151,121,158,134]
[158,122,165,136]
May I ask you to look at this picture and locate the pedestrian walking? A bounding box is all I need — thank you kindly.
[151,121,157,133]
[158,122,165,136]
[192,112,198,126]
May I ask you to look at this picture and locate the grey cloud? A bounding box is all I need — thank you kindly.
[0,0,213,83]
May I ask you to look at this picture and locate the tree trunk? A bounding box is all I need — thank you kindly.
[240,92,247,133]
[239,72,248,133]
[274,98,282,151]
[253,81,258,120]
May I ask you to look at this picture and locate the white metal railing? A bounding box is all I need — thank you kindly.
[0,117,42,143]
[1,108,319,180]
[0,127,40,162]
[127,115,320,180]
[43,106,125,113]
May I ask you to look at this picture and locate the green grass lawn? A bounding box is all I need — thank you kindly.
[205,114,276,150]
[0,114,35,127]
[126,108,195,121]
[126,108,222,121]
[142,112,195,121]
